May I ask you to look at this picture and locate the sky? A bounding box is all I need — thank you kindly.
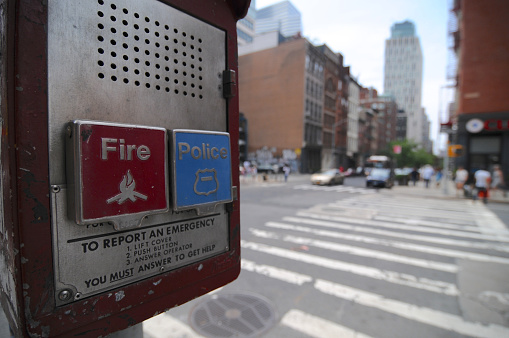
[255,0,452,154]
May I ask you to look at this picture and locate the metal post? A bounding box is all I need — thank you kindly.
[443,143,449,195]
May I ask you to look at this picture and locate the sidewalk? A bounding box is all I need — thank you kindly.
[390,179,509,204]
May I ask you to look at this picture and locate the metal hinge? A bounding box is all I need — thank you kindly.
[222,69,236,99]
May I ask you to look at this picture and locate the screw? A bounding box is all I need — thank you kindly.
[75,292,82,300]
[58,289,72,301]
[160,266,165,272]
[52,185,61,193]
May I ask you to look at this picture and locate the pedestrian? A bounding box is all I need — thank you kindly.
[410,167,419,186]
[435,168,443,188]
[491,165,507,198]
[454,166,469,198]
[473,167,491,204]
[422,165,434,188]
[283,164,291,182]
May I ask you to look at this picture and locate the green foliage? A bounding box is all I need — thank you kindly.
[385,140,435,168]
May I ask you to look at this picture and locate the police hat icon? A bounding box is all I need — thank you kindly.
[194,169,219,196]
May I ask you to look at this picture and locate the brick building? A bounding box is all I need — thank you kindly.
[451,0,509,179]
[238,37,326,173]
[360,88,398,159]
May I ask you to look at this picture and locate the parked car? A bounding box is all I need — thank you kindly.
[311,169,345,186]
[256,163,277,174]
[366,168,394,188]
[395,168,413,185]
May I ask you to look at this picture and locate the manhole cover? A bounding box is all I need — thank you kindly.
[189,293,277,337]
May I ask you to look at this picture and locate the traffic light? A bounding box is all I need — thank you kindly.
[448,145,464,157]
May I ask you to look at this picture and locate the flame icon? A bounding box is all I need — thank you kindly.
[107,170,148,204]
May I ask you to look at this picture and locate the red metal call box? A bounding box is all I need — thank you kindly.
[0,0,249,336]
[67,120,169,230]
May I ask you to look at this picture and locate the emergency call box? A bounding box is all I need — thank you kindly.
[0,0,248,337]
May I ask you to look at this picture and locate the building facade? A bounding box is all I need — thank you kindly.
[383,21,425,145]
[347,76,361,168]
[360,89,398,159]
[318,45,342,170]
[238,38,325,173]
[450,0,509,180]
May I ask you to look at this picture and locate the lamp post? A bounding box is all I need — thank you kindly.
[439,84,456,195]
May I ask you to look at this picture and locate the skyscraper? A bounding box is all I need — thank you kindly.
[383,21,424,145]
[256,1,302,38]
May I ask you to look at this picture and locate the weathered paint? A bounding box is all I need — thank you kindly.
[0,0,247,336]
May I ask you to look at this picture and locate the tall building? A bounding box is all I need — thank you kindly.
[383,21,425,145]
[450,0,509,178]
[256,1,302,38]
[237,0,257,45]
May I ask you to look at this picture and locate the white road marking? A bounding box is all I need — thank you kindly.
[241,240,458,296]
[241,259,312,285]
[301,208,509,244]
[248,228,458,273]
[294,184,375,194]
[281,309,373,338]
[290,214,509,253]
[373,215,509,236]
[314,279,509,338]
[265,221,509,265]
[143,313,204,338]
[240,258,509,337]
[327,202,476,223]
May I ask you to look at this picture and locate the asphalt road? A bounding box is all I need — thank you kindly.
[141,175,509,338]
[2,175,509,337]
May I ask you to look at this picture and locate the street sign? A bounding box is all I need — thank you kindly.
[172,130,232,214]
[448,144,464,157]
[67,120,169,230]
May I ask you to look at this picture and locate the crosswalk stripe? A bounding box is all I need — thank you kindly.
[143,313,203,338]
[241,259,313,285]
[240,257,509,337]
[314,279,509,338]
[265,221,509,265]
[250,228,458,273]
[373,215,509,236]
[331,201,477,222]
[290,214,509,253]
[293,184,375,194]
[302,208,509,243]
[281,309,373,338]
[368,197,507,231]
[338,199,477,215]
[241,240,458,296]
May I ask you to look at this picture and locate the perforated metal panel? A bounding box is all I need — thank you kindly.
[47,0,229,304]
[48,0,227,184]
[94,2,207,98]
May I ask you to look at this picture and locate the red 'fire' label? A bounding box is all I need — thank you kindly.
[77,122,168,221]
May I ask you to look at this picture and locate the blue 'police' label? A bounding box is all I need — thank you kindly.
[172,130,232,210]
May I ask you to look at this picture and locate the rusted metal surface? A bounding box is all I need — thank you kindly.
[0,0,248,336]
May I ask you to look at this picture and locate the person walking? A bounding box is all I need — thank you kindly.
[454,166,469,198]
[491,165,507,198]
[422,165,434,188]
[473,167,491,204]
[283,164,291,182]
[435,168,443,188]
[410,168,419,186]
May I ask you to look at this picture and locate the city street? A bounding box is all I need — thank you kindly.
[142,175,509,338]
[2,175,508,337]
